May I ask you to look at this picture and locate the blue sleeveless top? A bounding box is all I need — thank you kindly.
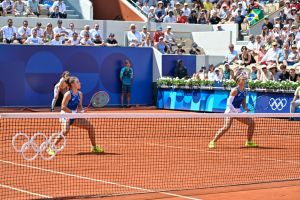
[232,87,246,109]
[67,90,80,111]
[223,69,230,80]
[250,71,257,80]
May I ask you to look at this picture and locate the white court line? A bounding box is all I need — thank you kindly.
[148,143,300,166]
[0,159,201,200]
[0,183,52,198]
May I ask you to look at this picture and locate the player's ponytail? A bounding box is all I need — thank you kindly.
[61,71,70,78]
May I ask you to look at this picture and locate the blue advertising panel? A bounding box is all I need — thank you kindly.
[0,45,153,107]
[162,55,196,77]
[157,88,295,113]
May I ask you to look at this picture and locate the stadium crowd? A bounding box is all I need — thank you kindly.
[0,0,68,18]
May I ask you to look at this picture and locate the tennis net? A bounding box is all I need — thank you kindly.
[1,112,300,199]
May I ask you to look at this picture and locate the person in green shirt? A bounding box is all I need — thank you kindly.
[120,59,133,108]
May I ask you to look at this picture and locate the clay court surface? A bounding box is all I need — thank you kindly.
[0,107,300,200]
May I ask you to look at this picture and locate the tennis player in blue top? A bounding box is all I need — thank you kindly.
[48,76,103,155]
[208,73,258,149]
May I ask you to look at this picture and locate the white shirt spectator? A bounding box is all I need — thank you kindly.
[164,32,175,43]
[49,39,63,45]
[142,4,150,14]
[225,50,238,63]
[163,15,177,23]
[18,26,31,39]
[25,36,43,45]
[1,25,17,40]
[80,30,92,39]
[69,38,80,46]
[53,26,67,34]
[207,71,215,81]
[247,41,255,51]
[67,29,76,39]
[214,73,223,81]
[80,38,94,46]
[32,28,43,38]
[182,7,191,17]
[261,48,280,62]
[90,28,103,40]
[127,31,142,46]
[52,0,66,13]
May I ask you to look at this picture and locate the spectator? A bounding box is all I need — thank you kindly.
[197,11,208,24]
[140,25,150,41]
[188,10,198,24]
[154,26,164,42]
[240,18,249,35]
[13,0,26,17]
[237,2,247,16]
[1,18,17,44]
[148,6,155,22]
[219,5,229,21]
[155,1,166,22]
[284,0,291,16]
[48,33,63,45]
[105,33,118,47]
[43,23,54,43]
[269,64,280,81]
[259,65,273,82]
[193,66,207,80]
[279,64,290,81]
[174,59,188,79]
[50,6,64,18]
[181,3,191,21]
[240,46,255,66]
[80,32,94,46]
[177,10,186,23]
[17,20,31,44]
[53,20,68,41]
[214,68,223,81]
[262,16,274,30]
[120,59,134,108]
[51,0,67,18]
[93,33,104,46]
[209,11,221,24]
[278,9,287,23]
[163,10,176,23]
[189,42,201,55]
[24,28,43,45]
[142,0,150,14]
[225,44,238,64]
[27,0,40,17]
[90,24,103,41]
[2,0,13,16]
[289,68,299,82]
[203,0,213,12]
[235,9,245,33]
[287,44,299,65]
[261,42,280,64]
[247,35,255,51]
[293,14,300,28]
[223,63,234,80]
[66,23,76,39]
[79,25,91,38]
[66,32,80,46]
[141,34,153,47]
[216,25,224,31]
[156,36,169,53]
[32,22,43,38]
[174,2,182,17]
[175,43,186,55]
[127,24,142,47]
[257,44,267,63]
[207,64,215,81]
[249,64,260,80]
[164,25,176,52]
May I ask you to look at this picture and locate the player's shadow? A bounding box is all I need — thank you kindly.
[223,146,285,150]
[76,152,121,156]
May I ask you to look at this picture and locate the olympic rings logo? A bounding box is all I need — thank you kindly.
[269,98,287,111]
[12,132,66,161]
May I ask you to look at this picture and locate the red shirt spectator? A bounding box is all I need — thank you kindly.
[153,27,164,42]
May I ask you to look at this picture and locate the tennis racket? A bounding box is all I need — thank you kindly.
[85,91,110,110]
